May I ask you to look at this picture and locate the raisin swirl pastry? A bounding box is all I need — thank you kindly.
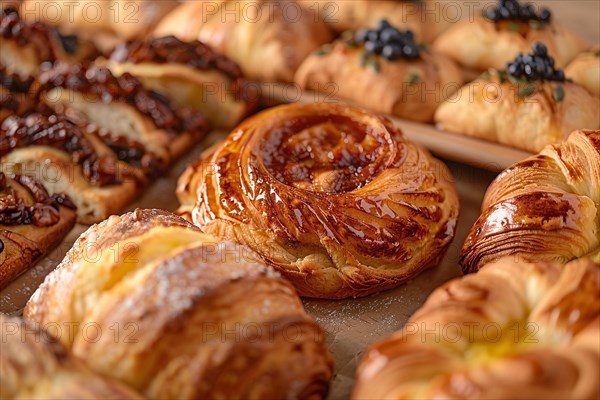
[24,209,334,399]
[177,103,459,299]
[0,171,76,289]
[353,257,600,399]
[106,35,255,129]
[461,129,600,273]
[0,314,143,399]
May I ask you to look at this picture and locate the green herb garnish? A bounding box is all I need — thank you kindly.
[315,44,332,56]
[553,85,565,102]
[406,73,420,84]
[518,85,536,97]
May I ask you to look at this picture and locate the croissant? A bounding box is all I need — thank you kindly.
[353,257,600,399]
[565,48,600,97]
[0,8,97,80]
[177,103,459,299]
[297,0,451,42]
[24,208,334,399]
[0,314,143,399]
[154,0,333,82]
[0,171,76,289]
[105,35,256,129]
[433,16,588,71]
[461,129,600,273]
[295,32,463,123]
[434,68,600,153]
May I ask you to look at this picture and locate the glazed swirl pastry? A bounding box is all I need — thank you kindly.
[461,129,600,273]
[0,314,142,399]
[353,257,600,399]
[24,209,333,399]
[177,103,459,299]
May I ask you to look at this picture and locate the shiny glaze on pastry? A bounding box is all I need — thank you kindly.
[461,130,600,272]
[24,209,333,399]
[565,48,600,97]
[178,103,459,299]
[353,257,600,399]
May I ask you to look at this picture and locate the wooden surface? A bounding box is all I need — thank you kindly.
[0,2,597,399]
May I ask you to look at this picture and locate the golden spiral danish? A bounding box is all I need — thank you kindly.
[353,257,600,399]
[0,314,142,399]
[24,209,333,399]
[461,130,600,273]
[177,103,459,299]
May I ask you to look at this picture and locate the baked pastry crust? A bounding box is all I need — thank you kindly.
[1,314,143,399]
[295,40,463,123]
[154,0,333,82]
[433,17,588,71]
[353,257,600,399]
[297,0,451,42]
[434,72,600,153]
[565,48,600,97]
[0,172,76,289]
[24,208,334,399]
[106,36,255,129]
[461,129,600,273]
[177,103,459,299]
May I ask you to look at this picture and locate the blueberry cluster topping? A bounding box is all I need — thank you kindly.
[486,0,551,23]
[506,43,565,82]
[355,20,420,60]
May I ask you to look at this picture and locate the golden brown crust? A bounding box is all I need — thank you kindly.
[461,130,600,273]
[433,17,588,71]
[0,314,143,399]
[24,208,334,399]
[434,73,600,153]
[177,103,459,299]
[0,173,76,289]
[295,41,463,123]
[353,257,600,399]
[21,0,178,40]
[297,0,451,42]
[565,48,600,97]
[154,0,333,82]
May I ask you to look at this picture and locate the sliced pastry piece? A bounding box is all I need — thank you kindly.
[295,20,463,122]
[1,112,159,223]
[24,209,334,399]
[565,48,600,97]
[353,257,600,399]
[297,0,451,42]
[1,314,143,399]
[20,0,179,52]
[177,103,460,299]
[154,0,333,82]
[433,0,588,71]
[434,43,600,153]
[461,129,600,273]
[0,8,97,80]
[106,35,255,129]
[35,61,211,165]
[0,171,76,290]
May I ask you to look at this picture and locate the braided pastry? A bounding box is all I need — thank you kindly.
[461,130,600,273]
[353,257,600,399]
[177,103,459,299]
[0,314,142,399]
[24,209,333,399]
